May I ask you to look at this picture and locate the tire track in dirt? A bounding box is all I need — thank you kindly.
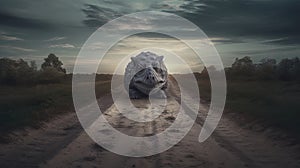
[168,79,257,167]
[42,94,179,168]
[168,78,300,168]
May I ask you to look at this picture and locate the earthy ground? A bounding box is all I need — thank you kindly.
[0,79,299,168]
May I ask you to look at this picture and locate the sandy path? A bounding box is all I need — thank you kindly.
[41,93,245,168]
[0,80,299,168]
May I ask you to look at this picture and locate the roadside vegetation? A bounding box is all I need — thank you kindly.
[197,56,300,135]
[0,54,111,139]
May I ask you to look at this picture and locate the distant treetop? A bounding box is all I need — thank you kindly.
[41,53,66,74]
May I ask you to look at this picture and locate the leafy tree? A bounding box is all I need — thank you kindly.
[41,53,66,73]
[256,58,277,80]
[30,60,37,71]
[0,58,17,84]
[0,54,67,85]
[277,57,300,81]
[231,56,255,76]
[0,58,33,85]
[38,67,65,83]
[290,57,300,81]
[15,59,32,84]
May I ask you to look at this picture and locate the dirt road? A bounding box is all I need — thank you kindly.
[0,80,299,168]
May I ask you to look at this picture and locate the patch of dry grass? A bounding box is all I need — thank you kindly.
[197,78,300,134]
[0,75,112,137]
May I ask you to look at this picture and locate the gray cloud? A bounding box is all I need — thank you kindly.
[82,4,123,28]
[178,0,300,45]
[231,46,298,56]
[44,36,66,42]
[0,11,53,30]
[0,45,36,52]
[49,43,76,49]
[80,0,300,45]
[0,33,23,41]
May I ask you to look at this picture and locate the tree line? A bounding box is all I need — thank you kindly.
[0,53,66,85]
[201,56,300,81]
[1,54,300,85]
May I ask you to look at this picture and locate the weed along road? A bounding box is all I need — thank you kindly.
[0,79,299,168]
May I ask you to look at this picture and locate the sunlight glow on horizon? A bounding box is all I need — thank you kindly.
[81,34,210,74]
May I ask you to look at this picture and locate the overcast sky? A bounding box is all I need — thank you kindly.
[0,0,299,73]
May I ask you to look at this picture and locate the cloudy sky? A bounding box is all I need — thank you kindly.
[0,0,299,73]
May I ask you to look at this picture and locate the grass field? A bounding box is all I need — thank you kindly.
[0,76,111,137]
[197,78,300,134]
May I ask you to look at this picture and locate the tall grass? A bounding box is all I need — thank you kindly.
[0,84,72,128]
[197,78,300,134]
[0,76,111,136]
